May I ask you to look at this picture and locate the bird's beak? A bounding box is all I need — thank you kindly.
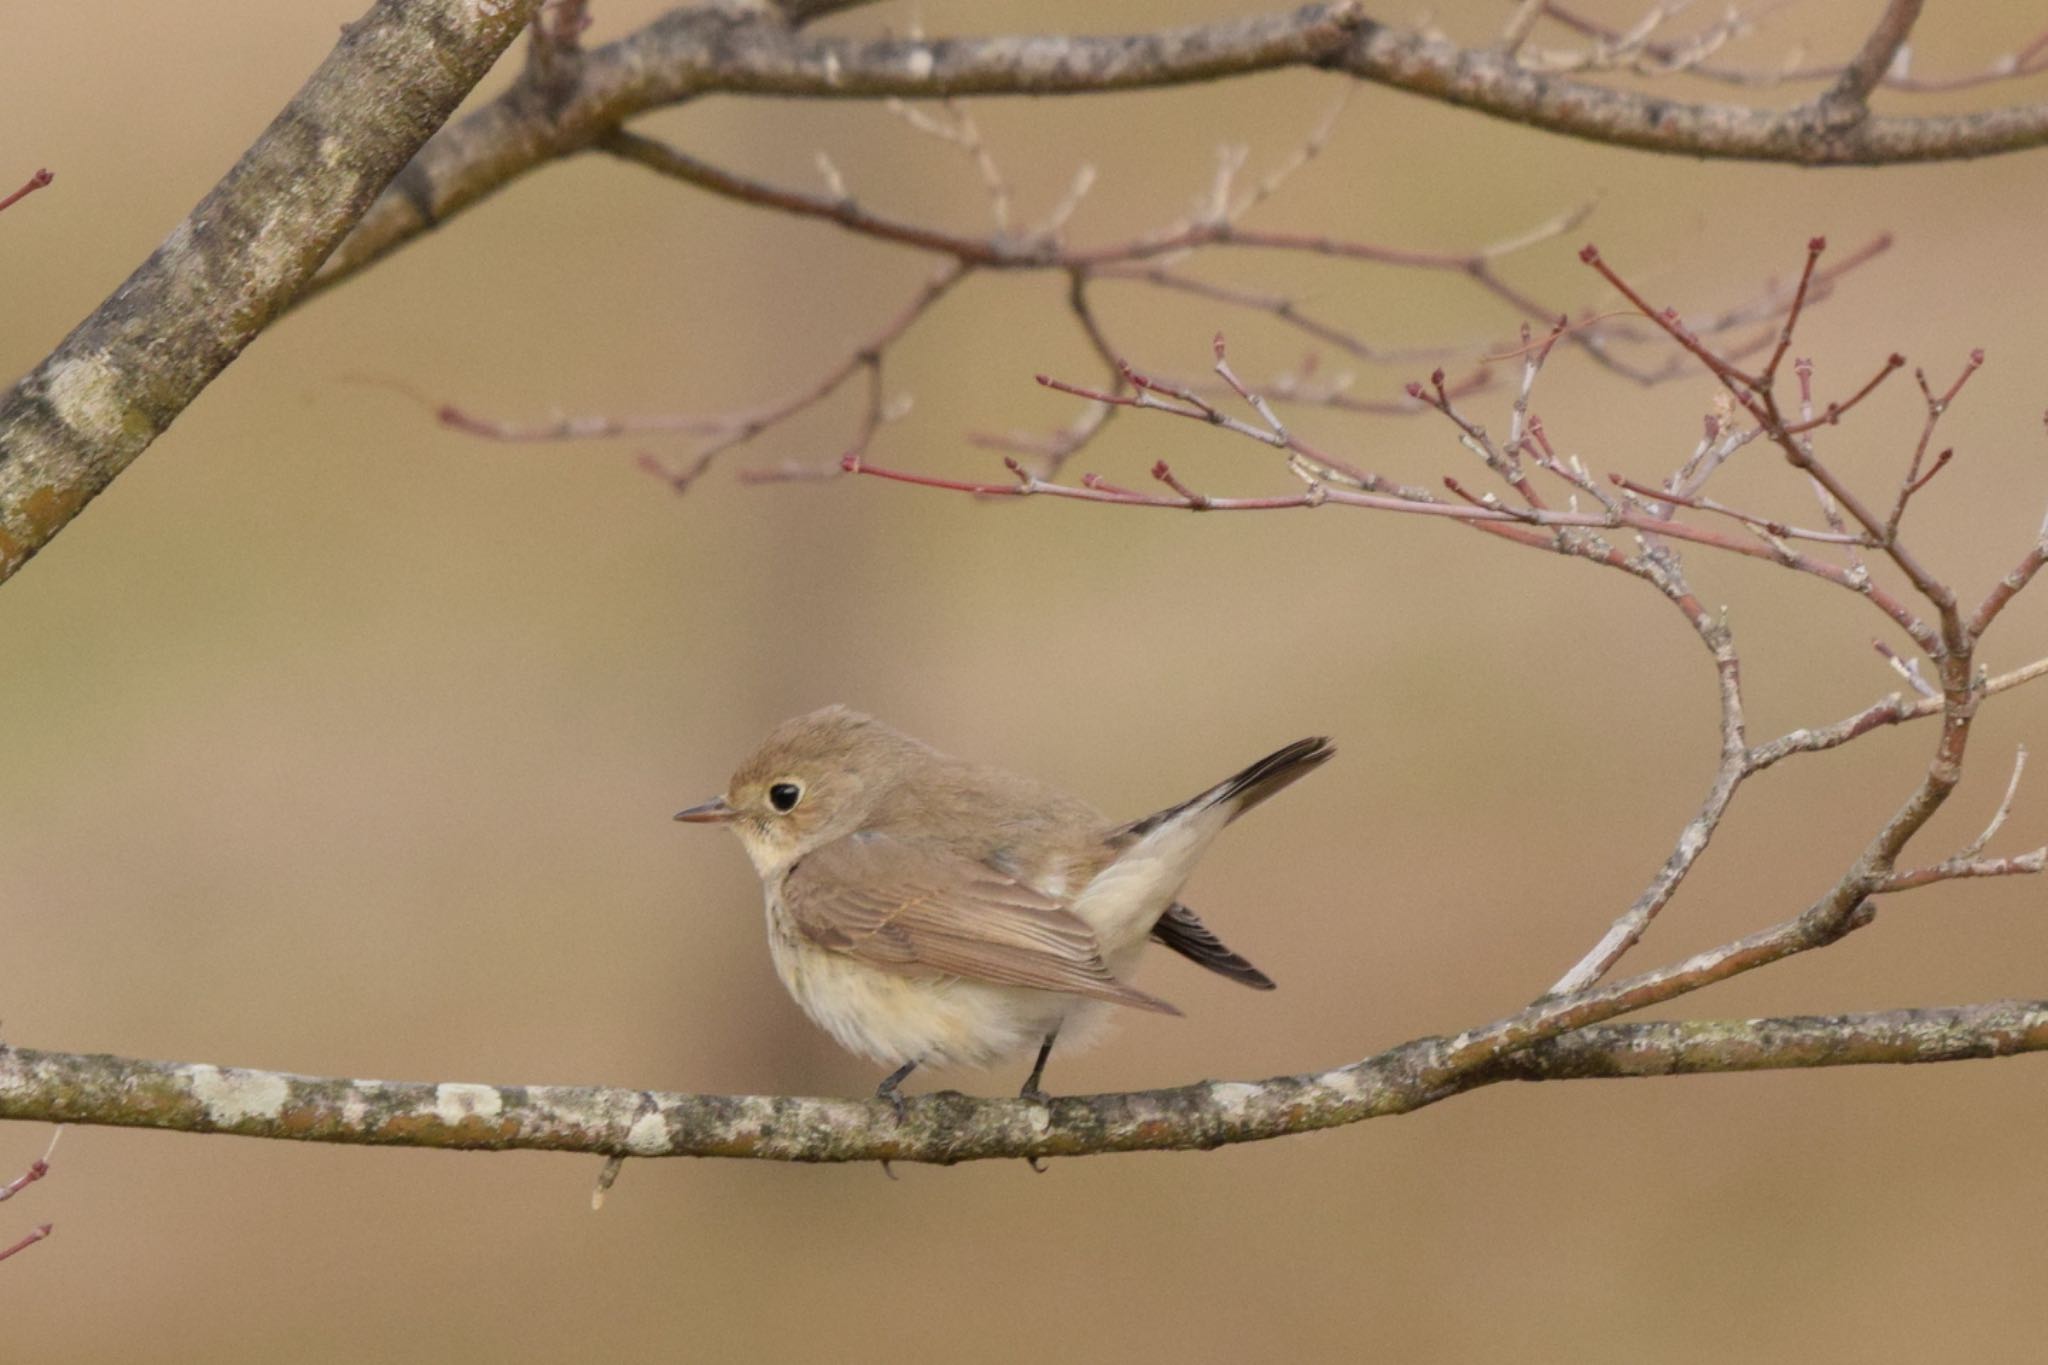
[673,796,736,824]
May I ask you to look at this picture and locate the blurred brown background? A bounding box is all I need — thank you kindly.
[5,2,2048,1360]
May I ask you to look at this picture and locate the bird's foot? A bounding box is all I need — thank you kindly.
[874,1059,918,1125]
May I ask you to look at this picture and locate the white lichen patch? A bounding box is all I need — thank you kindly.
[240,210,308,300]
[1206,1080,1263,1118]
[185,1064,291,1126]
[625,1109,672,1155]
[433,1082,505,1127]
[905,47,934,80]
[341,1084,376,1130]
[43,352,134,450]
[1312,1067,1364,1100]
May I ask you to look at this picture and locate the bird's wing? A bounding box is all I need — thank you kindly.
[781,832,1179,1014]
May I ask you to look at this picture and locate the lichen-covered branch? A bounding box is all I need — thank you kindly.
[0,0,540,586]
[302,3,2048,311]
[5,1001,2043,1164]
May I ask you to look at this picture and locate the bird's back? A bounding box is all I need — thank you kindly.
[864,754,1117,901]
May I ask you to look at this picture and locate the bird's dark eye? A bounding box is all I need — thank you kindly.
[768,782,803,813]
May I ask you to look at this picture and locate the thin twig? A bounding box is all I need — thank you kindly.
[0,168,54,215]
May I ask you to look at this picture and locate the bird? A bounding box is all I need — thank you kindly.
[675,705,1333,1110]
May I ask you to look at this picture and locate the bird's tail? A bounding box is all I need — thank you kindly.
[1113,736,1336,840]
[1150,901,1277,990]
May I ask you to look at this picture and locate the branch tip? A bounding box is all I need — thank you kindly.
[0,167,55,214]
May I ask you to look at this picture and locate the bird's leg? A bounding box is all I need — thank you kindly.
[1019,1032,1060,1174]
[875,1059,921,1180]
[875,1059,918,1123]
[1019,1033,1059,1105]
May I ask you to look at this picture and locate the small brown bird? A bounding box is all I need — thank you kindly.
[676,706,1333,1108]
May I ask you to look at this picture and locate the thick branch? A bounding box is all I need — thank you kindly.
[304,3,2048,308]
[6,1002,2044,1163]
[0,0,539,585]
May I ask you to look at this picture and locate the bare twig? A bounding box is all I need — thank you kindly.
[0,1129,60,1266]
[465,120,1887,488]
[1886,350,1984,538]
[1819,0,1927,120]
[842,237,2048,1010]
[0,1129,58,1202]
[1535,3,2048,94]
[1874,640,1939,700]
[1880,849,2048,892]
[1959,746,2028,860]
[0,168,53,215]
[0,1224,52,1265]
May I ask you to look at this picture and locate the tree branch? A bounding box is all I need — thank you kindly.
[301,3,2048,310]
[1822,0,1927,119]
[0,0,540,586]
[7,1001,2044,1164]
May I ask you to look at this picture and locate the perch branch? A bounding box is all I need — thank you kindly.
[8,998,2047,1165]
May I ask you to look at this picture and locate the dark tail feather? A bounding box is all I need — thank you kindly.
[1151,902,1276,990]
[1116,736,1335,839]
[1208,735,1335,822]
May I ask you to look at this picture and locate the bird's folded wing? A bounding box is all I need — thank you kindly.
[781,833,1179,1014]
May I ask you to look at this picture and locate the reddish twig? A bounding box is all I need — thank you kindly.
[1884,349,1984,537]
[0,1130,60,1267]
[1582,239,1961,652]
[0,1157,50,1202]
[0,1224,52,1265]
[1607,474,1870,546]
[1782,350,1907,434]
[847,235,2048,1003]
[0,168,53,214]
